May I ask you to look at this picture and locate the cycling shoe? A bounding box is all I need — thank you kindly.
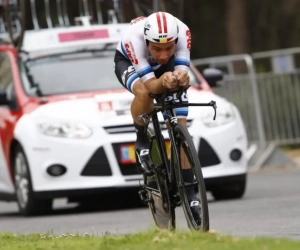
[135,148,154,176]
[189,198,201,225]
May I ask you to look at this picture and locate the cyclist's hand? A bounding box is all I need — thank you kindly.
[162,72,178,89]
[173,69,190,88]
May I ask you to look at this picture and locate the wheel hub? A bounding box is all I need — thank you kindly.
[14,153,29,209]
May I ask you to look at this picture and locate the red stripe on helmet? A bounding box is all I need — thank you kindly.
[156,12,162,33]
[162,12,168,33]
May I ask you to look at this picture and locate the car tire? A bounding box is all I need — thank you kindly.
[211,178,246,200]
[13,144,52,216]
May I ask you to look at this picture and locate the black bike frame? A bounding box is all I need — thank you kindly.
[151,113,170,175]
[139,100,217,184]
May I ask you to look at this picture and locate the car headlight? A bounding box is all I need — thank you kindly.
[201,103,236,127]
[37,120,92,138]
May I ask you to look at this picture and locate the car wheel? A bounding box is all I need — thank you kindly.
[13,145,52,216]
[211,178,246,200]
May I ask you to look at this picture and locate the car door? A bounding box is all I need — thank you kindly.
[0,51,20,195]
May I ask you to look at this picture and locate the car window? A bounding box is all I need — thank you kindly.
[0,53,13,90]
[20,51,122,96]
[0,52,18,110]
[19,50,201,96]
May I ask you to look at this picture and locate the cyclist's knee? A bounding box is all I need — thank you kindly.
[132,80,152,103]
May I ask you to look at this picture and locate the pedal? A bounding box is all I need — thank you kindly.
[155,164,166,176]
[138,189,151,205]
[135,162,154,176]
[172,193,181,206]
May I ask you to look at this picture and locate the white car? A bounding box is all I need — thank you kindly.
[0,23,248,216]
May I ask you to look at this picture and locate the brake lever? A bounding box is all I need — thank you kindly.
[176,87,184,103]
[176,86,190,104]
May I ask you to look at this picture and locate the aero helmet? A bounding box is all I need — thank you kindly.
[144,12,179,44]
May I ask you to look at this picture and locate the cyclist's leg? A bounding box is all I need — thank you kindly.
[131,82,155,175]
[114,51,154,175]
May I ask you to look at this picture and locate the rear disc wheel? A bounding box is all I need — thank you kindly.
[145,128,175,230]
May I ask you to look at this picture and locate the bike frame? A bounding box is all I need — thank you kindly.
[139,93,217,193]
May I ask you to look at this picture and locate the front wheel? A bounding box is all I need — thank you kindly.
[172,124,209,231]
[13,145,52,216]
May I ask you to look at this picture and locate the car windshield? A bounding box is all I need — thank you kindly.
[19,50,121,96]
[19,49,199,96]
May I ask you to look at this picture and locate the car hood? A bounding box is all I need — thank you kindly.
[29,88,231,127]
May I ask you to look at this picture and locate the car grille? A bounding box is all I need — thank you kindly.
[198,138,221,167]
[104,119,193,134]
[112,143,140,175]
[82,136,219,177]
[81,147,112,176]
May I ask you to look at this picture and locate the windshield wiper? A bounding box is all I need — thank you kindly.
[18,50,44,97]
[24,62,44,97]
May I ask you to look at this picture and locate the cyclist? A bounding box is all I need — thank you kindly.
[114,11,200,217]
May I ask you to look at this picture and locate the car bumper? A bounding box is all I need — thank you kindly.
[204,173,246,191]
[188,118,248,179]
[25,129,142,192]
[22,117,247,196]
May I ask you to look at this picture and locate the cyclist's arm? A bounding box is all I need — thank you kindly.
[143,76,164,94]
[121,36,165,93]
[141,65,180,92]
[123,36,175,93]
[174,18,191,72]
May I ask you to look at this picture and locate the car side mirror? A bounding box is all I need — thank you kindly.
[0,89,9,106]
[202,68,223,87]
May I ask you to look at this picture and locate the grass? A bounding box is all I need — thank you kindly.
[0,229,300,250]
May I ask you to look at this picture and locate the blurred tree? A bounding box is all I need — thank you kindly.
[249,0,300,52]
[22,0,300,60]
[225,0,249,54]
[225,0,249,73]
[281,0,300,48]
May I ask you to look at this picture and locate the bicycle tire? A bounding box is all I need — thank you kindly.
[172,123,209,231]
[5,0,26,50]
[145,127,175,231]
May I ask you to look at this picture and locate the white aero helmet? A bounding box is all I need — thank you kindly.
[144,12,179,44]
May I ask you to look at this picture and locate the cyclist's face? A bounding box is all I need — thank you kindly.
[148,41,176,65]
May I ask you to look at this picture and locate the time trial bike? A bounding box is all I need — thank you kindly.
[137,87,217,231]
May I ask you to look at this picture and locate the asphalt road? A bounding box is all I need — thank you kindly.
[0,168,300,240]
